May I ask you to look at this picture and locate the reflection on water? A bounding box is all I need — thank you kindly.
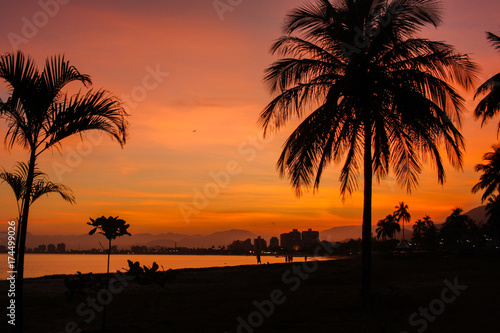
[0,254,335,279]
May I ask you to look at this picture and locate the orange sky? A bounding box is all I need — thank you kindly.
[0,0,499,238]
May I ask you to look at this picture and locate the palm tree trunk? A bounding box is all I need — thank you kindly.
[102,238,111,330]
[362,121,373,296]
[14,218,21,279]
[13,201,24,294]
[402,220,405,242]
[14,150,36,333]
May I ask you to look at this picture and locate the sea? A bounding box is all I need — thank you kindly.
[0,253,334,279]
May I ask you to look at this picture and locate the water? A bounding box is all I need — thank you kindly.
[0,253,330,279]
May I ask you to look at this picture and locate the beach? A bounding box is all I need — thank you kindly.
[1,256,498,332]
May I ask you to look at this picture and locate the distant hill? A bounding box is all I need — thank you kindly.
[0,207,487,251]
[320,225,364,242]
[320,225,412,242]
[464,205,487,223]
[0,229,256,250]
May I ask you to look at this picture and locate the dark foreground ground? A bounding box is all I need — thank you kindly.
[1,256,499,333]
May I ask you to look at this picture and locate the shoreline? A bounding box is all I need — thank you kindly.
[33,255,349,280]
[0,256,498,332]
[0,253,348,280]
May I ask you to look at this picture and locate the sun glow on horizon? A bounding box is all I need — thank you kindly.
[0,0,499,236]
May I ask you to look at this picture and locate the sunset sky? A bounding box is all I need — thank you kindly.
[0,0,499,238]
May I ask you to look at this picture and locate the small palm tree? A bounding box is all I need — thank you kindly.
[412,219,426,247]
[260,0,476,295]
[87,216,131,330]
[394,202,411,242]
[1,162,75,260]
[440,208,471,251]
[0,51,128,331]
[421,216,438,251]
[422,215,434,226]
[472,145,500,202]
[475,31,500,126]
[376,214,401,241]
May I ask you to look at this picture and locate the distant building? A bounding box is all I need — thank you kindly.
[56,243,66,253]
[228,239,253,252]
[280,229,320,250]
[47,244,56,253]
[254,236,267,251]
[131,245,148,253]
[280,229,301,251]
[241,239,253,252]
[301,229,320,249]
[269,237,279,250]
[35,244,46,253]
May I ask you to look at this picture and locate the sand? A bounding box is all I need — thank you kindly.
[0,256,498,332]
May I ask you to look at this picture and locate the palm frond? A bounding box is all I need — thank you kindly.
[40,54,91,107]
[1,161,75,205]
[261,0,474,199]
[487,32,500,52]
[0,168,24,201]
[43,89,128,150]
[31,179,75,205]
[472,145,500,202]
[474,32,500,127]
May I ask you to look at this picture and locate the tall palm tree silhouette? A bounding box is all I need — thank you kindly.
[260,0,476,295]
[0,51,128,331]
[475,31,500,125]
[394,202,411,243]
[472,144,500,202]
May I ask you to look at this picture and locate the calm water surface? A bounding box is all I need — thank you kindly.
[0,254,332,279]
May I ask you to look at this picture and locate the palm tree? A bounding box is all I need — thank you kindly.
[475,31,500,126]
[376,214,400,240]
[440,208,472,251]
[422,215,433,226]
[472,144,500,202]
[87,216,131,330]
[1,162,75,261]
[485,194,500,246]
[419,215,438,251]
[260,0,476,295]
[394,202,411,242]
[0,51,128,331]
[412,219,426,247]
